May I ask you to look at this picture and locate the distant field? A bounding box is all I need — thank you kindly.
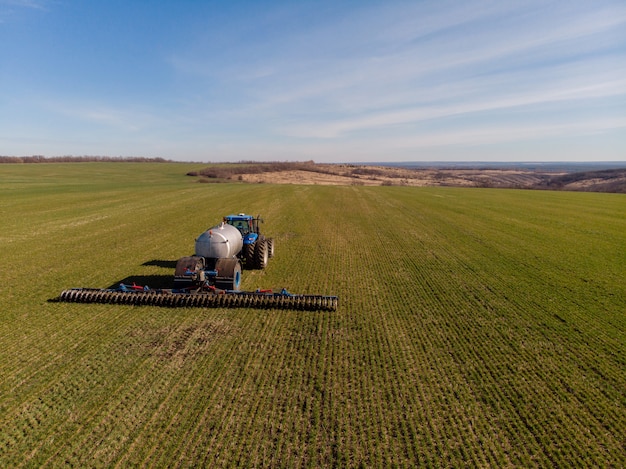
[0,163,624,467]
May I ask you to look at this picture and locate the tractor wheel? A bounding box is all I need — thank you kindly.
[254,239,269,269]
[267,238,275,258]
[243,243,255,267]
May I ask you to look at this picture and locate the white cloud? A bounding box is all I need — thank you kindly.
[276,72,626,139]
[0,0,48,11]
[191,0,622,145]
[34,97,161,133]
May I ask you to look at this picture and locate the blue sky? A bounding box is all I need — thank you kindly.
[1,0,625,162]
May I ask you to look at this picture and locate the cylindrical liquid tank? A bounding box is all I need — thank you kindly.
[195,223,243,259]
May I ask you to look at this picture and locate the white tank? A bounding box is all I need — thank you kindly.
[195,222,243,259]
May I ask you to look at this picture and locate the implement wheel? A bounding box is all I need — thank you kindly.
[214,258,242,291]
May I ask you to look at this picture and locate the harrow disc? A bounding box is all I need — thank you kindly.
[56,289,338,311]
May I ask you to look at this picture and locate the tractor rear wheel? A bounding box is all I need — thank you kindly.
[267,238,275,258]
[254,239,269,269]
[243,243,255,267]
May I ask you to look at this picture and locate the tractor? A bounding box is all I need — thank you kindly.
[224,213,274,269]
[174,214,274,291]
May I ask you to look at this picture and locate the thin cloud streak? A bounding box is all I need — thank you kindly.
[388,118,626,149]
[276,72,626,139]
[0,0,47,9]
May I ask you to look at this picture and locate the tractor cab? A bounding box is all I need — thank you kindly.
[224,213,261,245]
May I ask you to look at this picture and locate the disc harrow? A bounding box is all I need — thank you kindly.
[56,286,338,311]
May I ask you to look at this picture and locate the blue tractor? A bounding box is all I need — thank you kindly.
[223,213,274,269]
[174,213,274,291]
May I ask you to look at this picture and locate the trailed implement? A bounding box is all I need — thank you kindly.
[55,213,338,311]
[56,285,338,311]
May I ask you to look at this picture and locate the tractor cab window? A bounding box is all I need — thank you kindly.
[228,219,250,234]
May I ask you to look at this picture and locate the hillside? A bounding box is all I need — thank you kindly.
[189,161,626,193]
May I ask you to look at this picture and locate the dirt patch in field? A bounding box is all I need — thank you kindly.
[241,170,380,185]
[239,167,555,188]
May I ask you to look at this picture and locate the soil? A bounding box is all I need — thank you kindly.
[238,165,559,188]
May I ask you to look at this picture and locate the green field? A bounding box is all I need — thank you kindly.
[1,163,624,467]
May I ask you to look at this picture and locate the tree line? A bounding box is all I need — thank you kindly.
[0,155,172,163]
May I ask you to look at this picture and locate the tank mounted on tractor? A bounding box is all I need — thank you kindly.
[54,213,337,311]
[174,214,274,291]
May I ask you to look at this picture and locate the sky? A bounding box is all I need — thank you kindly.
[1,0,625,163]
